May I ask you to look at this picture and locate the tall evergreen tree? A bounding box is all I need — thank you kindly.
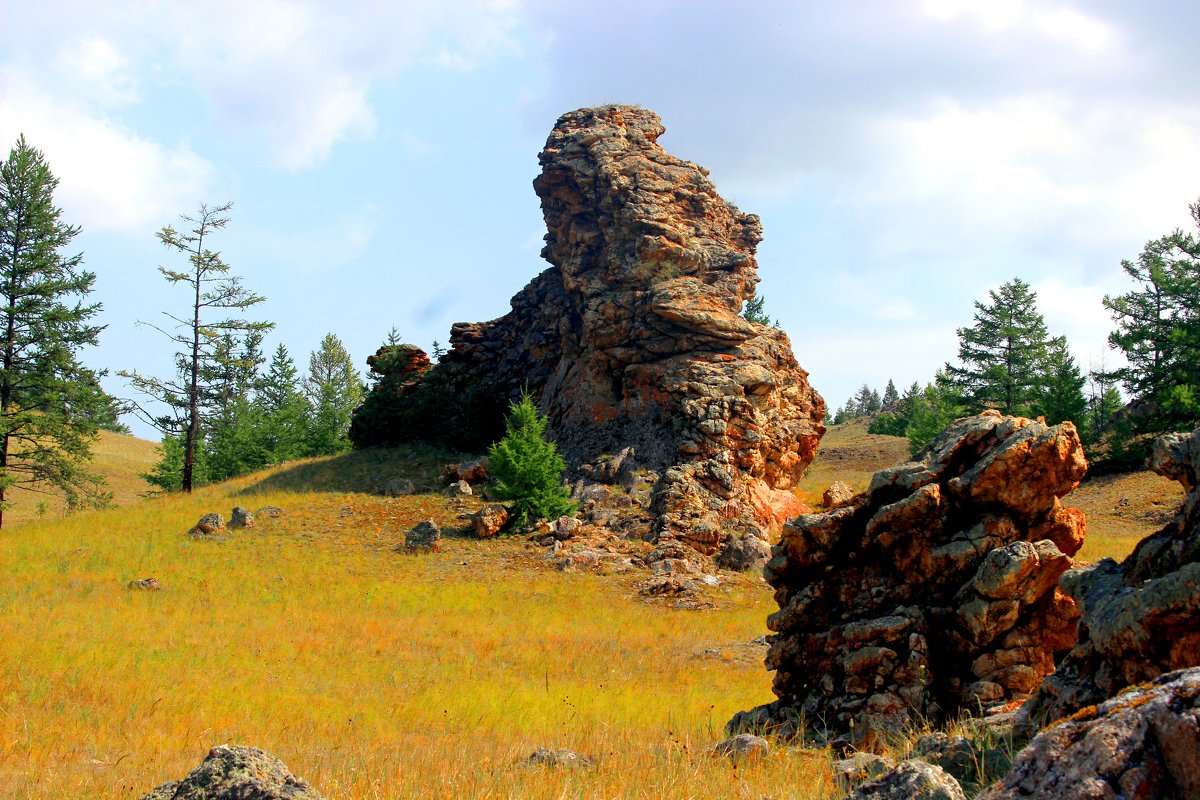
[304,333,363,455]
[258,344,310,462]
[945,277,1050,415]
[881,379,900,410]
[0,135,111,526]
[1035,336,1088,430]
[1102,197,1200,433]
[121,202,272,492]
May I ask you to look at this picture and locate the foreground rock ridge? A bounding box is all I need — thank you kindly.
[731,412,1088,748]
[1023,424,1200,725]
[438,105,825,554]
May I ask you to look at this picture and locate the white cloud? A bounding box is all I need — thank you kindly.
[0,68,213,234]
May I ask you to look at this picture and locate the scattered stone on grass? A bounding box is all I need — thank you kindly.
[831,752,895,786]
[255,505,285,519]
[471,503,508,538]
[127,577,161,591]
[139,744,324,799]
[523,748,593,769]
[846,759,966,800]
[383,478,416,497]
[404,520,441,552]
[711,733,770,761]
[188,513,224,537]
[446,479,472,498]
[716,529,772,572]
[229,506,255,529]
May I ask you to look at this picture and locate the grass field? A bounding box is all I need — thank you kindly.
[0,424,1184,798]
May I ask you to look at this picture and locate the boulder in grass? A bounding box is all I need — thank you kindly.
[256,505,285,519]
[524,748,593,769]
[472,504,509,538]
[823,480,856,508]
[848,760,966,800]
[188,513,224,538]
[711,733,769,762]
[127,577,162,591]
[229,506,255,529]
[405,520,441,552]
[139,744,324,799]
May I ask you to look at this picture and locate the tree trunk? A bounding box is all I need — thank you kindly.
[182,230,204,493]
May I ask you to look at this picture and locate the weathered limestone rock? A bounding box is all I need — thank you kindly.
[188,513,224,537]
[404,520,441,552]
[140,744,323,799]
[711,733,769,762]
[472,504,509,538]
[256,505,285,519]
[824,480,855,508]
[446,479,472,498]
[981,667,1200,800]
[443,459,489,485]
[1023,425,1200,725]
[383,478,416,497]
[127,577,161,591]
[229,506,255,529]
[436,105,825,558]
[730,412,1087,749]
[846,760,967,800]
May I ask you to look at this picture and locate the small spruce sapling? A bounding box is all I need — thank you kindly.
[488,392,576,526]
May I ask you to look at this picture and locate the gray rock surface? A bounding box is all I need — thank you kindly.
[139,744,323,799]
[1024,424,1200,725]
[383,478,416,497]
[711,733,769,761]
[847,759,966,800]
[405,519,441,551]
[823,480,855,509]
[980,667,1200,800]
[229,506,255,529]
[188,513,224,537]
[524,747,593,768]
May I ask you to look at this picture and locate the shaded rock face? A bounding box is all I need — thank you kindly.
[140,744,323,799]
[438,105,825,553]
[731,412,1087,748]
[981,667,1200,800]
[848,760,967,800]
[1024,425,1200,725]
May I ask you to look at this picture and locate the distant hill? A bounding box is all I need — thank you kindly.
[5,429,159,526]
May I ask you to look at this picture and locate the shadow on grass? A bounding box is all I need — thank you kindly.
[235,443,475,497]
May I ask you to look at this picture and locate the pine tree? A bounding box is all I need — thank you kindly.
[1102,198,1200,434]
[0,135,111,526]
[488,392,576,526]
[742,294,773,325]
[881,379,899,410]
[946,277,1050,415]
[304,333,363,455]
[121,202,272,492]
[205,331,270,481]
[258,344,310,462]
[906,371,963,455]
[1035,337,1088,430]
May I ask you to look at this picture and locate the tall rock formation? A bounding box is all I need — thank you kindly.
[437,105,825,554]
[730,412,1087,749]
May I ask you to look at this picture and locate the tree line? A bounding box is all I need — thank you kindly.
[832,250,1198,463]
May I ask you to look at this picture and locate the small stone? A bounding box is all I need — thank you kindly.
[524,748,593,769]
[823,480,856,508]
[472,504,508,538]
[383,478,416,496]
[188,512,224,537]
[711,733,769,761]
[850,759,966,800]
[831,752,895,785]
[127,577,161,591]
[255,505,285,519]
[405,520,441,551]
[446,479,472,497]
[230,506,256,529]
[717,531,772,572]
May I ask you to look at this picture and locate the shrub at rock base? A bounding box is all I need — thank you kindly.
[488,393,576,526]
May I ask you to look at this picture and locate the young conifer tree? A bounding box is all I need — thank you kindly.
[0,135,111,526]
[488,392,576,526]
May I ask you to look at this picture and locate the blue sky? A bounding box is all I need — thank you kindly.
[2,0,1199,439]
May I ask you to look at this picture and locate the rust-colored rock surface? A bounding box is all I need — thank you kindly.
[437,105,825,556]
[1022,425,1200,726]
[729,412,1087,749]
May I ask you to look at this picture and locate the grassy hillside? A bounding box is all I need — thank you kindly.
[0,425,1184,798]
[3,430,160,527]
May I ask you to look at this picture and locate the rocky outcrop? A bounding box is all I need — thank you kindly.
[432,105,824,557]
[980,667,1200,800]
[140,744,323,799]
[730,412,1087,748]
[1023,425,1200,725]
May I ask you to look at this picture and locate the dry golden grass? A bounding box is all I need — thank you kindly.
[3,430,159,526]
[794,420,910,506]
[1,421,1191,798]
[0,456,843,799]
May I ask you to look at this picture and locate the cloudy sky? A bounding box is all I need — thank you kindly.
[2,0,1198,437]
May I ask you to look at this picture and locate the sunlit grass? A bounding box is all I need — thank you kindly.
[0,463,842,798]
